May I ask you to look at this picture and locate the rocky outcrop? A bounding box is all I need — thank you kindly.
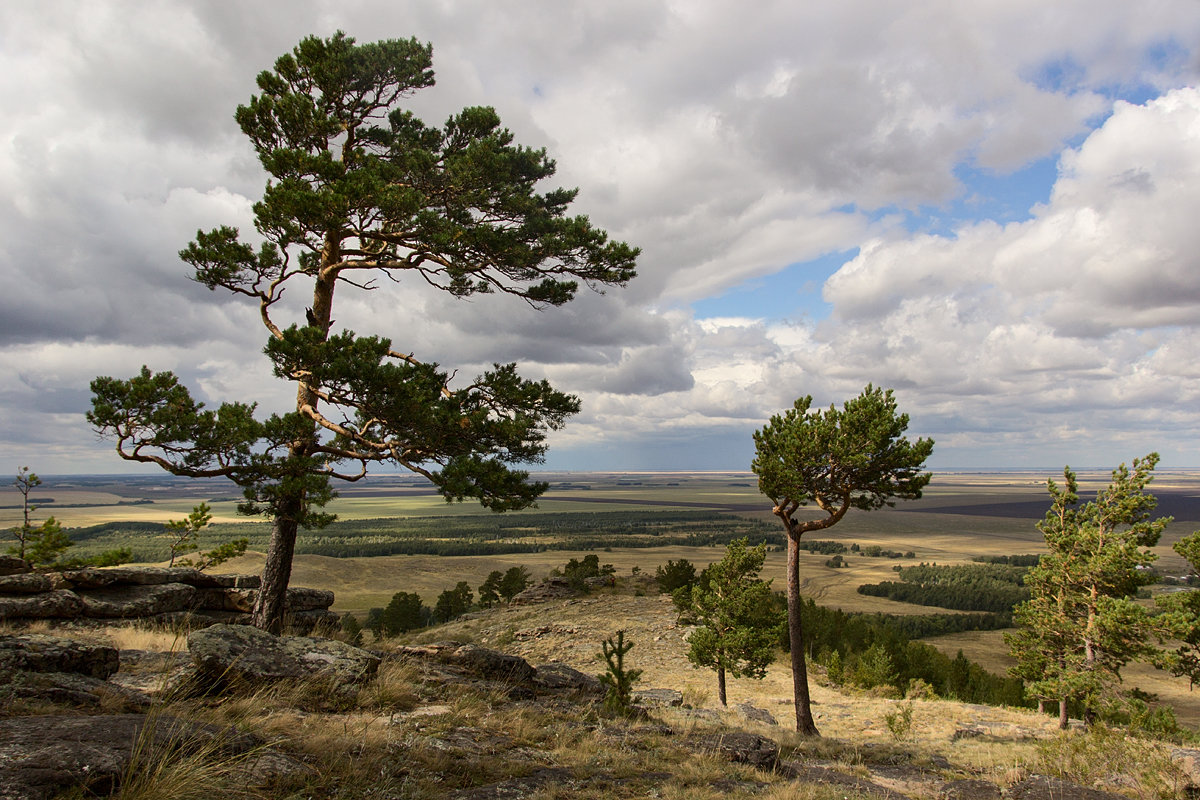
[0,714,312,800]
[390,641,538,684]
[511,576,576,605]
[0,632,119,678]
[0,563,334,630]
[0,633,149,711]
[187,623,381,688]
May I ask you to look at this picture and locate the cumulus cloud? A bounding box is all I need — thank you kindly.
[2,1,1200,471]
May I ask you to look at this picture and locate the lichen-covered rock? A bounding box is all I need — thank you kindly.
[633,688,683,707]
[0,714,312,800]
[62,566,209,589]
[284,586,335,611]
[736,701,778,725]
[0,555,30,576]
[3,670,152,711]
[511,576,576,605]
[1006,775,1129,800]
[392,641,537,683]
[0,573,55,593]
[78,582,198,618]
[0,589,85,620]
[0,633,120,678]
[687,731,779,770]
[534,661,603,693]
[196,587,257,612]
[187,623,380,686]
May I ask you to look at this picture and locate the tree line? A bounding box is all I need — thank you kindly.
[857,562,1031,613]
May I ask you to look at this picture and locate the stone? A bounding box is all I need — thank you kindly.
[534,661,603,693]
[285,586,335,611]
[0,713,312,800]
[0,633,119,678]
[0,555,30,575]
[187,623,380,686]
[392,642,537,684]
[78,582,198,618]
[62,566,204,588]
[0,573,54,593]
[736,701,777,725]
[2,670,152,711]
[196,587,256,612]
[1006,775,1130,800]
[1170,747,1200,788]
[633,688,683,707]
[511,577,576,605]
[939,778,1003,799]
[0,588,84,619]
[779,762,909,798]
[688,731,779,770]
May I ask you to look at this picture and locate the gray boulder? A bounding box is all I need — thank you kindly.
[1006,775,1130,800]
[284,586,335,611]
[633,688,683,707]
[534,661,603,693]
[687,730,779,770]
[736,701,778,725]
[391,642,536,684]
[0,633,119,678]
[188,623,380,686]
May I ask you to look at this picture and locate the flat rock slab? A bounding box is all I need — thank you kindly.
[188,623,380,686]
[79,582,198,618]
[0,633,119,678]
[687,731,779,771]
[0,589,85,620]
[779,761,909,799]
[0,713,310,800]
[3,670,152,711]
[1006,776,1130,800]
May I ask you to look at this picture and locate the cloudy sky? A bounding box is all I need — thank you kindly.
[3,1,1200,476]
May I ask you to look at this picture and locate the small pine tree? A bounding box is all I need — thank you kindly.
[165,502,212,566]
[598,630,642,716]
[676,538,784,706]
[166,503,248,571]
[478,570,504,608]
[341,613,364,647]
[499,566,531,601]
[26,517,72,567]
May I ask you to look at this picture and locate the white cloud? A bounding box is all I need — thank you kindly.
[3,2,1200,472]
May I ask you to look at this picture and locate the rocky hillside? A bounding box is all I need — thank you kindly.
[2,580,1199,799]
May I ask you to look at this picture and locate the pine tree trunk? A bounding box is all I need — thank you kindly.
[787,536,820,735]
[252,495,301,634]
[718,664,727,707]
[1059,698,1069,730]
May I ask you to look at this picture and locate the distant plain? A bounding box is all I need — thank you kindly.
[4,468,1200,721]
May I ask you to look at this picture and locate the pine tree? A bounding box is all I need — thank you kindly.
[752,385,933,735]
[499,565,531,601]
[676,538,784,706]
[1154,530,1200,687]
[478,570,504,608]
[1007,455,1169,728]
[598,630,642,717]
[87,32,637,633]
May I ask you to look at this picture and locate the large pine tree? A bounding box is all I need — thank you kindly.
[88,33,637,632]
